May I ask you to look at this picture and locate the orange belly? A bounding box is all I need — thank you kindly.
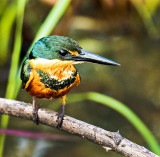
[25,69,80,99]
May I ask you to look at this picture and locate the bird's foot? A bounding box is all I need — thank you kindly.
[57,96,66,128]
[33,105,39,125]
[57,112,64,128]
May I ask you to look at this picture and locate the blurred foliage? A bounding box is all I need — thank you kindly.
[0,1,27,156]
[130,0,159,37]
[0,2,16,65]
[0,0,160,157]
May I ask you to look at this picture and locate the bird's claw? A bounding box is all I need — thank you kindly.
[33,106,39,125]
[57,112,64,128]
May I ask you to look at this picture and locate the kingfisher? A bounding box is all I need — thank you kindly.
[21,35,120,126]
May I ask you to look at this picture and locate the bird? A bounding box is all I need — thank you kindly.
[21,35,120,127]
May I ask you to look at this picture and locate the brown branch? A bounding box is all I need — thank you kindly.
[0,98,159,157]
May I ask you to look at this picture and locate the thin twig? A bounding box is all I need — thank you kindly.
[0,98,159,157]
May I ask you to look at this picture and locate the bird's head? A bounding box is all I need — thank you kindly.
[29,35,120,66]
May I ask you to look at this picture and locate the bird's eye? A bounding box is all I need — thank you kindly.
[59,50,68,56]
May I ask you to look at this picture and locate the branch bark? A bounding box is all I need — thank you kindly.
[0,98,159,157]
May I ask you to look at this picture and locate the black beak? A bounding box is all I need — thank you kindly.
[68,49,120,66]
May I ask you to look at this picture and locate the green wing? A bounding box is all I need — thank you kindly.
[21,58,32,88]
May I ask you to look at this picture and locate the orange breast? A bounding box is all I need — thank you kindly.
[25,67,80,99]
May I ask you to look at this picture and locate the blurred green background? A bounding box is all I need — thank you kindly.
[0,0,160,157]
